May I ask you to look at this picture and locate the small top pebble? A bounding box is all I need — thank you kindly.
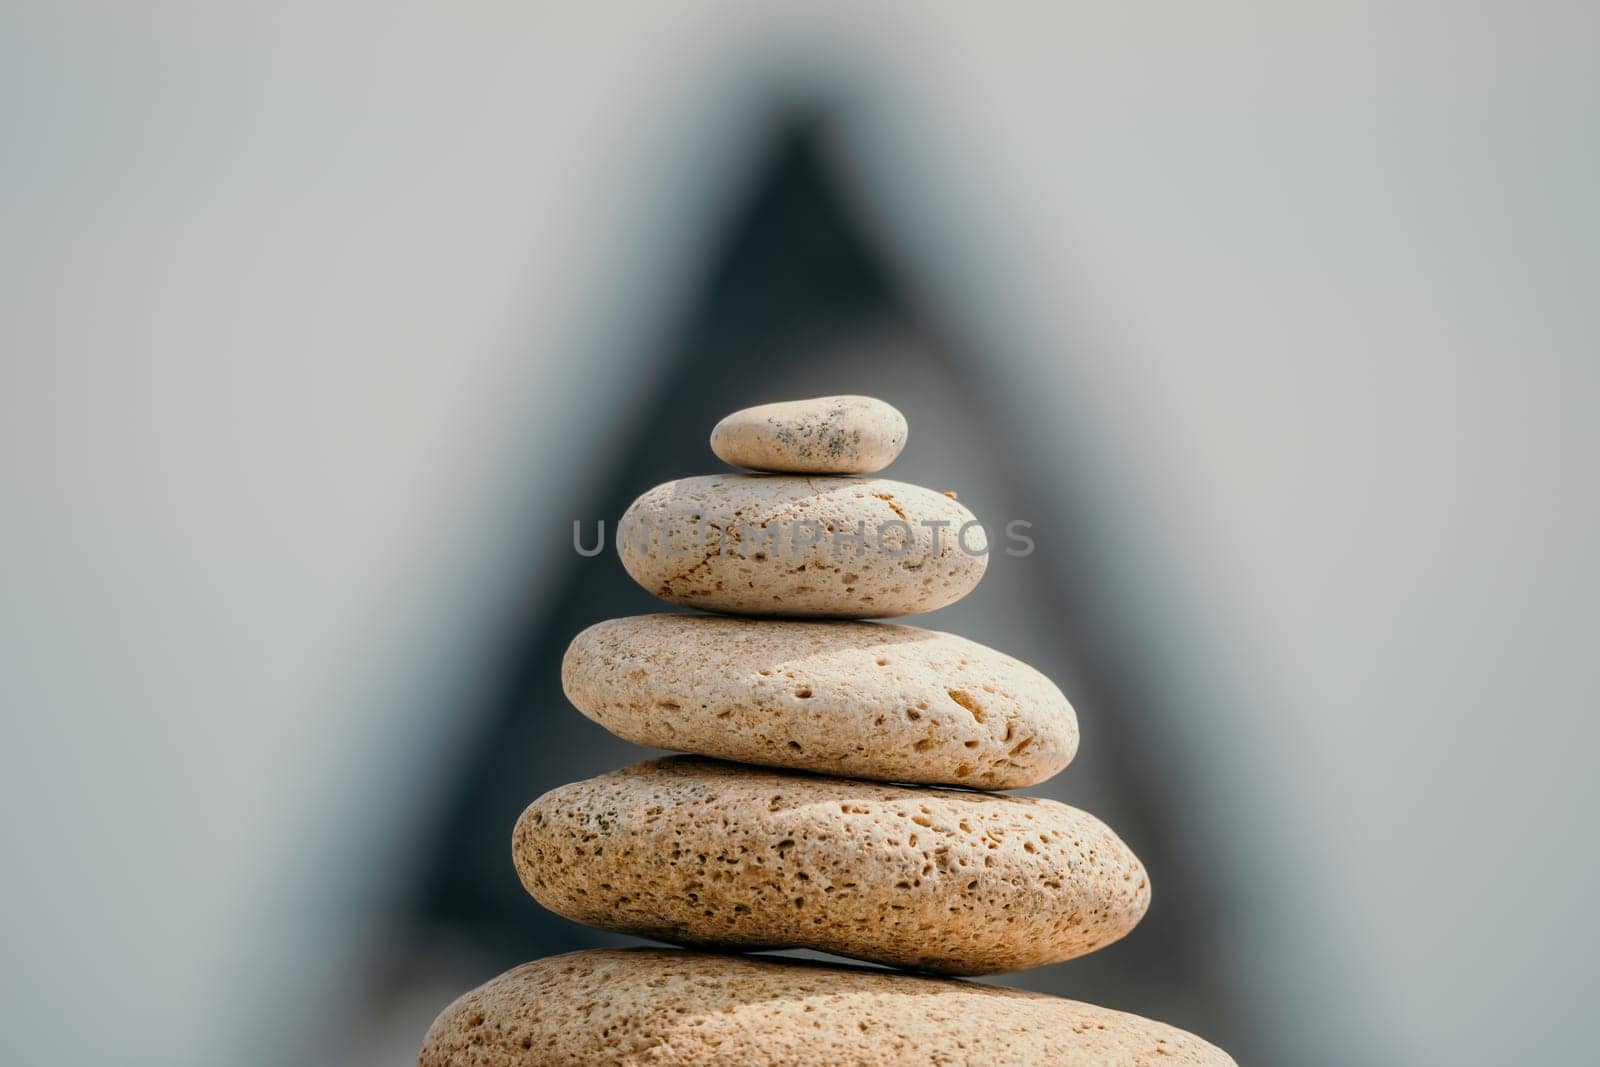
[711,395,908,474]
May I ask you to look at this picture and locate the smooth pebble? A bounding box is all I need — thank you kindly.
[711,395,907,474]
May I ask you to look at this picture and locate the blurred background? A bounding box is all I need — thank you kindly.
[3,3,1597,1065]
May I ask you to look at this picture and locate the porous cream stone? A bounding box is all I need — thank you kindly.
[419,948,1237,1066]
[513,758,1149,975]
[616,474,986,617]
[563,614,1077,788]
[711,395,908,474]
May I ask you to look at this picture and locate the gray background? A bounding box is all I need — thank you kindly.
[2,4,1596,1065]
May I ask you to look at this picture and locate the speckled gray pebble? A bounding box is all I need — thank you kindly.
[711,395,908,474]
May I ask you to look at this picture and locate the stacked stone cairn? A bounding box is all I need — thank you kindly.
[421,396,1235,1065]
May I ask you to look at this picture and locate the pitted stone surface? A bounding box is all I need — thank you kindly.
[563,614,1077,788]
[616,474,987,617]
[419,948,1236,1066]
[513,758,1149,975]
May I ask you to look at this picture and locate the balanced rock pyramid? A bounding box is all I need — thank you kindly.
[420,395,1235,1065]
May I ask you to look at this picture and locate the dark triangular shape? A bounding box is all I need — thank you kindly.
[387,101,1243,1057]
[407,110,924,948]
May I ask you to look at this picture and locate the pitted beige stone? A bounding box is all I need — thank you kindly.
[419,948,1236,1066]
[710,395,908,474]
[563,614,1077,788]
[513,758,1149,975]
[616,474,987,617]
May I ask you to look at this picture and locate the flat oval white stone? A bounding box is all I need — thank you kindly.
[711,395,907,474]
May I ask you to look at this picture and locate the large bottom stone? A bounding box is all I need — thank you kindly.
[513,757,1149,975]
[419,948,1236,1066]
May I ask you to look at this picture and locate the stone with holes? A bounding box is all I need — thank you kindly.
[616,474,986,617]
[513,757,1149,975]
[419,948,1236,1066]
[563,614,1077,788]
[710,394,909,474]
